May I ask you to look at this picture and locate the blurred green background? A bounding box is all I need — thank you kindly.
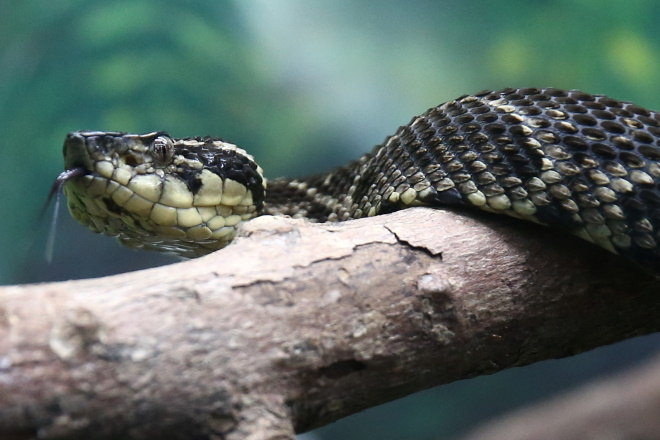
[1,0,658,438]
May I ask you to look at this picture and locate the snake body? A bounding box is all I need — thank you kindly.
[59,88,660,273]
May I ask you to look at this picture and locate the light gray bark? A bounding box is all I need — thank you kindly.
[1,207,659,439]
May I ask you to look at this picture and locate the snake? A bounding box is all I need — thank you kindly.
[56,87,660,274]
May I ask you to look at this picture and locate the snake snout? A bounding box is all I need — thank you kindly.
[63,132,92,171]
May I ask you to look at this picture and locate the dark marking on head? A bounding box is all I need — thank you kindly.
[173,142,265,206]
[177,169,204,194]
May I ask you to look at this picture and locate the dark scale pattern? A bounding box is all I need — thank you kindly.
[267,88,660,274]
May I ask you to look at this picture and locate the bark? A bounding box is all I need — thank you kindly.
[460,353,660,440]
[0,207,658,440]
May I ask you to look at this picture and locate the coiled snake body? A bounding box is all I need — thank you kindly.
[59,88,660,274]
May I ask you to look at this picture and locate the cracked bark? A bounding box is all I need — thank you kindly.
[0,207,659,440]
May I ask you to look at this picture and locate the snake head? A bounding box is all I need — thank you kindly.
[59,131,266,257]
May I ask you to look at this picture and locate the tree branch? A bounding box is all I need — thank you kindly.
[1,207,659,439]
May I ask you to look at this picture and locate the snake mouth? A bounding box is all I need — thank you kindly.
[55,167,88,186]
[48,167,88,201]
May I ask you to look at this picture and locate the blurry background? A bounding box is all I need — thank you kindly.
[1,0,658,438]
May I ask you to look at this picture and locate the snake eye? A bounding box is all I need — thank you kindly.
[151,136,174,165]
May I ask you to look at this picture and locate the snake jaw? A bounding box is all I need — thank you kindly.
[60,131,266,257]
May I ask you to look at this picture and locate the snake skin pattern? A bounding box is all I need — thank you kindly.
[59,88,660,274]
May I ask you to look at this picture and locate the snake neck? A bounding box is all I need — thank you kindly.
[263,152,384,222]
[262,123,457,222]
[261,101,479,222]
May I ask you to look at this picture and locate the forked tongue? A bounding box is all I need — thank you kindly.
[42,168,87,262]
